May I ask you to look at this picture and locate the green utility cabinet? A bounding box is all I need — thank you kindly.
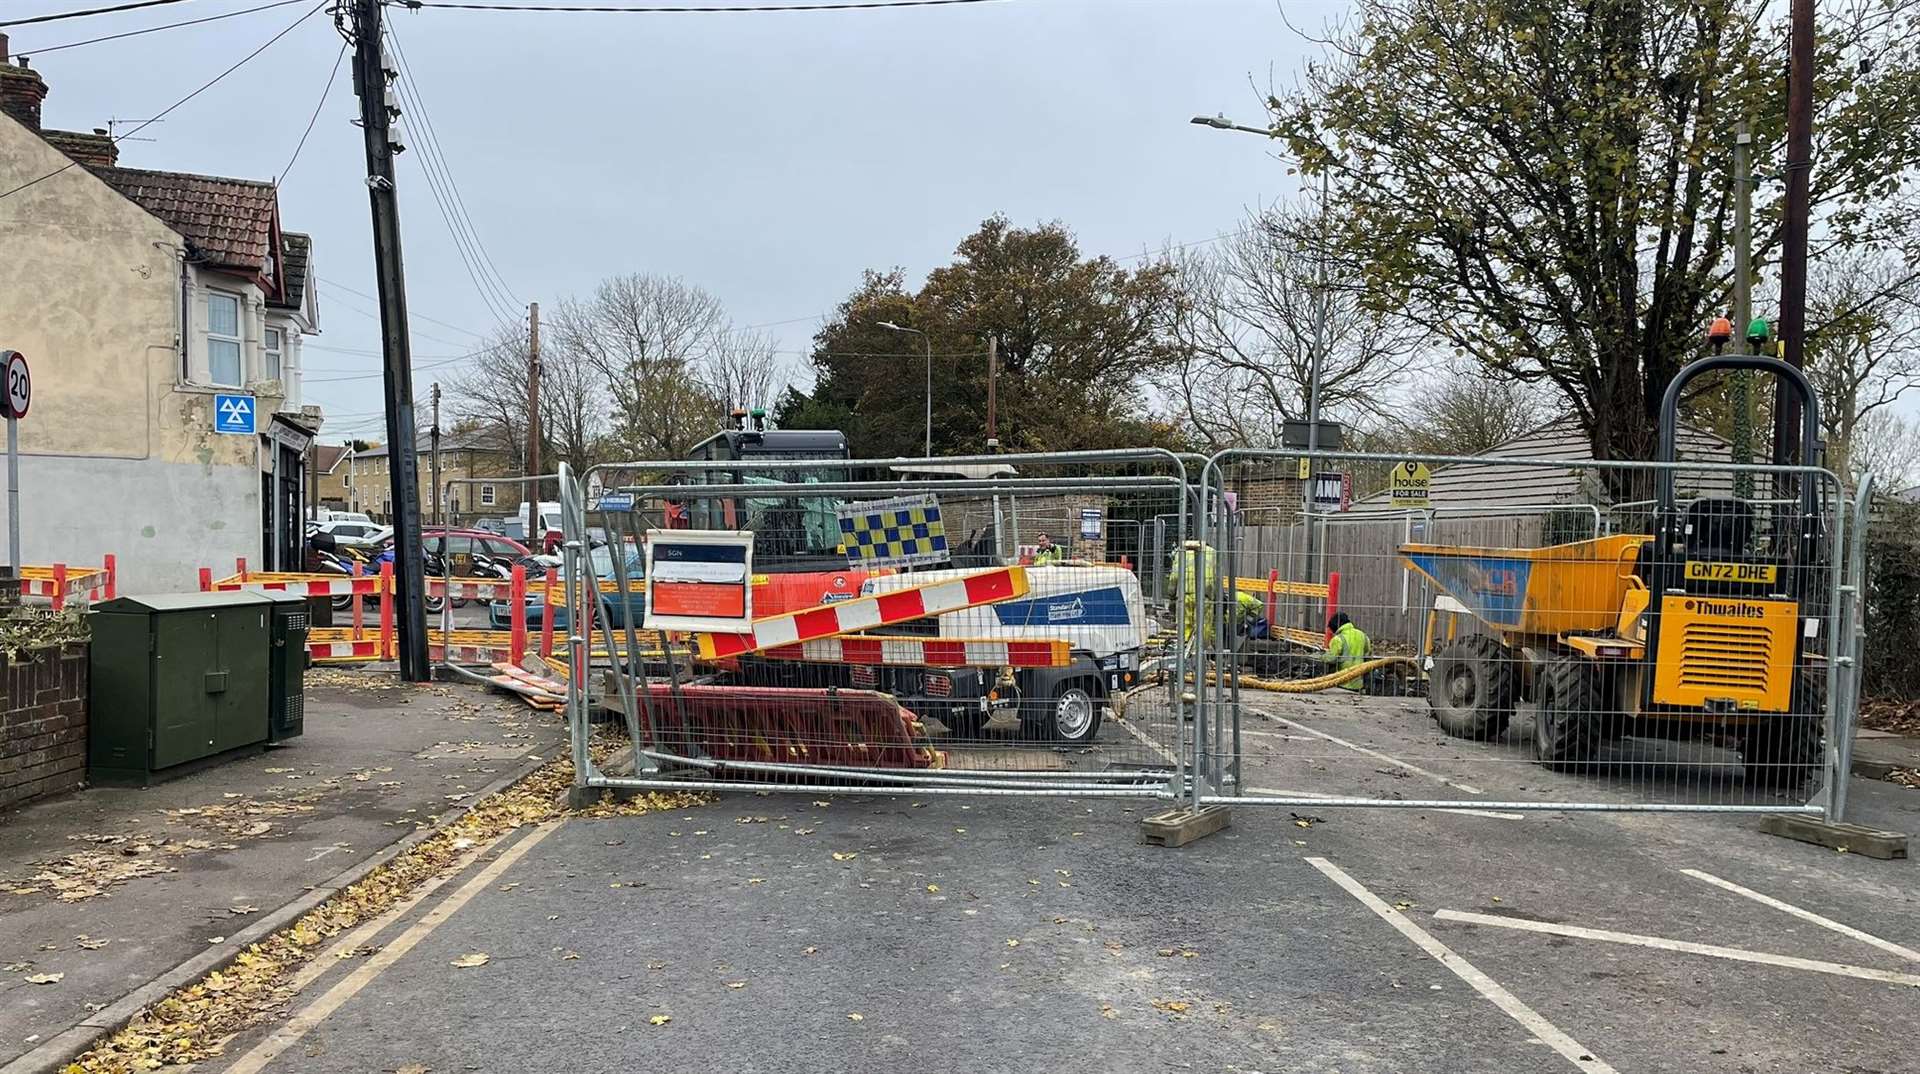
[89,592,276,785]
[265,592,308,743]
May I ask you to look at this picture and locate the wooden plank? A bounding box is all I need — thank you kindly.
[1759,814,1909,860]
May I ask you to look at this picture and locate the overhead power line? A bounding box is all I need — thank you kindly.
[0,0,329,202]
[316,278,491,341]
[276,37,348,187]
[383,21,523,322]
[0,0,198,28]
[411,0,1010,13]
[15,0,308,55]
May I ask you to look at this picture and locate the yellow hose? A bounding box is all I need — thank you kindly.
[1201,656,1419,694]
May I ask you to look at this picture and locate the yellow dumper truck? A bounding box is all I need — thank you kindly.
[1400,355,1829,787]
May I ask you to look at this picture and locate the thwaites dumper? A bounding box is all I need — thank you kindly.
[1400,355,1830,785]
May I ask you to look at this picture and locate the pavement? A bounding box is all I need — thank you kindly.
[0,672,565,1072]
[121,686,1918,1074]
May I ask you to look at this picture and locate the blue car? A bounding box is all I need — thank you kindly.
[490,544,645,630]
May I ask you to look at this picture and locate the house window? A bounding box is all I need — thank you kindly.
[264,327,283,381]
[480,484,497,507]
[208,291,244,386]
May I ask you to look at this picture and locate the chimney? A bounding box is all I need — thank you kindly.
[42,127,118,168]
[0,34,49,133]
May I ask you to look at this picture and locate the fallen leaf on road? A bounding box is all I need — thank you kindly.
[450,953,490,968]
[241,823,273,837]
[831,851,858,862]
[1100,1003,1117,1020]
[802,947,818,955]
[1005,939,1020,948]
[230,905,260,915]
[648,1015,672,1026]
[25,973,62,984]
[561,951,580,961]
[263,768,292,774]
[927,884,941,893]
[8,886,41,895]
[76,938,109,950]
[1392,901,1416,912]
[746,878,766,885]
[725,981,746,989]
[846,1013,864,1022]
[397,1065,429,1074]
[1152,999,1191,1015]
[207,936,226,944]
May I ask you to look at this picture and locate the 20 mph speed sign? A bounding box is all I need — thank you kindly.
[1,351,27,420]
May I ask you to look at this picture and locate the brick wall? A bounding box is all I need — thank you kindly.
[0,642,90,812]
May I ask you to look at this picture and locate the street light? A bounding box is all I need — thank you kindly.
[877,320,933,458]
[1193,111,1333,616]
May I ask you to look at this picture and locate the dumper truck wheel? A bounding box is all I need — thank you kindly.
[1742,669,1825,791]
[1534,655,1609,771]
[1429,635,1517,740]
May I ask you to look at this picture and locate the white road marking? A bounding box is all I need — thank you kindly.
[1433,910,1920,988]
[224,820,566,1074]
[1262,714,1486,795]
[1679,869,1920,964]
[305,843,352,863]
[1112,712,1180,767]
[1246,786,1523,821]
[1306,858,1618,1073]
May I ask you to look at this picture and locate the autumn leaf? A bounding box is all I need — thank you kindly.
[725,981,746,989]
[449,953,490,968]
[561,951,580,961]
[648,1014,672,1027]
[396,1065,430,1074]
[25,973,63,984]
[1152,999,1191,1015]
[1099,1003,1117,1020]
[1005,939,1020,948]
[926,884,941,893]
[831,851,858,862]
[76,938,108,950]
[846,1012,864,1022]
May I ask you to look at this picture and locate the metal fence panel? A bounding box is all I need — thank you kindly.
[1198,448,1861,816]
[557,452,1201,800]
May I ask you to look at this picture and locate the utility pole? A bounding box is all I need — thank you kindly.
[985,335,999,451]
[349,0,429,680]
[1732,120,1755,500]
[526,302,541,504]
[1773,0,1816,480]
[1301,168,1329,624]
[430,382,442,526]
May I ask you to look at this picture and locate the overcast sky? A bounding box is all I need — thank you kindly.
[11,0,1332,443]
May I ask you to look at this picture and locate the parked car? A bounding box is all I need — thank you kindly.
[490,543,645,630]
[312,519,390,549]
[314,509,375,526]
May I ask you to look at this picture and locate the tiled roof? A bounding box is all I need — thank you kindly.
[272,231,311,312]
[88,165,278,275]
[313,443,350,474]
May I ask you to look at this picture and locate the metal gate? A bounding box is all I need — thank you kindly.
[556,450,1214,802]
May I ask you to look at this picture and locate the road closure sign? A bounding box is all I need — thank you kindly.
[645,530,755,633]
[1390,461,1432,508]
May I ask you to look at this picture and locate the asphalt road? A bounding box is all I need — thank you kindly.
[191,690,1919,1074]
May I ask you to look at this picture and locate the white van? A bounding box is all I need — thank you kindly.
[854,565,1148,744]
[518,501,562,542]
[313,509,373,526]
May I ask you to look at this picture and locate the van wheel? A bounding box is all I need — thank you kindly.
[1028,680,1101,746]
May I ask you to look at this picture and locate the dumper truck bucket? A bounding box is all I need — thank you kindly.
[1399,534,1650,637]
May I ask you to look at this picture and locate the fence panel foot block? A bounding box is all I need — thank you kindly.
[1140,805,1230,848]
[1760,814,1908,860]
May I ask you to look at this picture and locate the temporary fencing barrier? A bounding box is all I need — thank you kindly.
[1195,418,1866,818]
[16,556,116,609]
[554,451,1200,800]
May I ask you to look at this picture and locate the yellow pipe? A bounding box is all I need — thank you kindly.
[1201,656,1418,694]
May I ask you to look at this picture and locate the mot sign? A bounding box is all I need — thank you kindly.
[1389,461,1432,508]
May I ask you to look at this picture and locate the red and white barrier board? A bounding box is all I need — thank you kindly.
[760,635,1068,669]
[696,566,1029,661]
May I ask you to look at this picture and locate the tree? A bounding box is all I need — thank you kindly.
[1385,362,1550,457]
[1804,247,1920,475]
[1847,409,1920,491]
[547,274,784,461]
[447,321,607,479]
[1163,211,1423,449]
[1269,0,1920,493]
[778,218,1188,456]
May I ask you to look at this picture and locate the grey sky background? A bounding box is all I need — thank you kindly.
[13,0,1334,443]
